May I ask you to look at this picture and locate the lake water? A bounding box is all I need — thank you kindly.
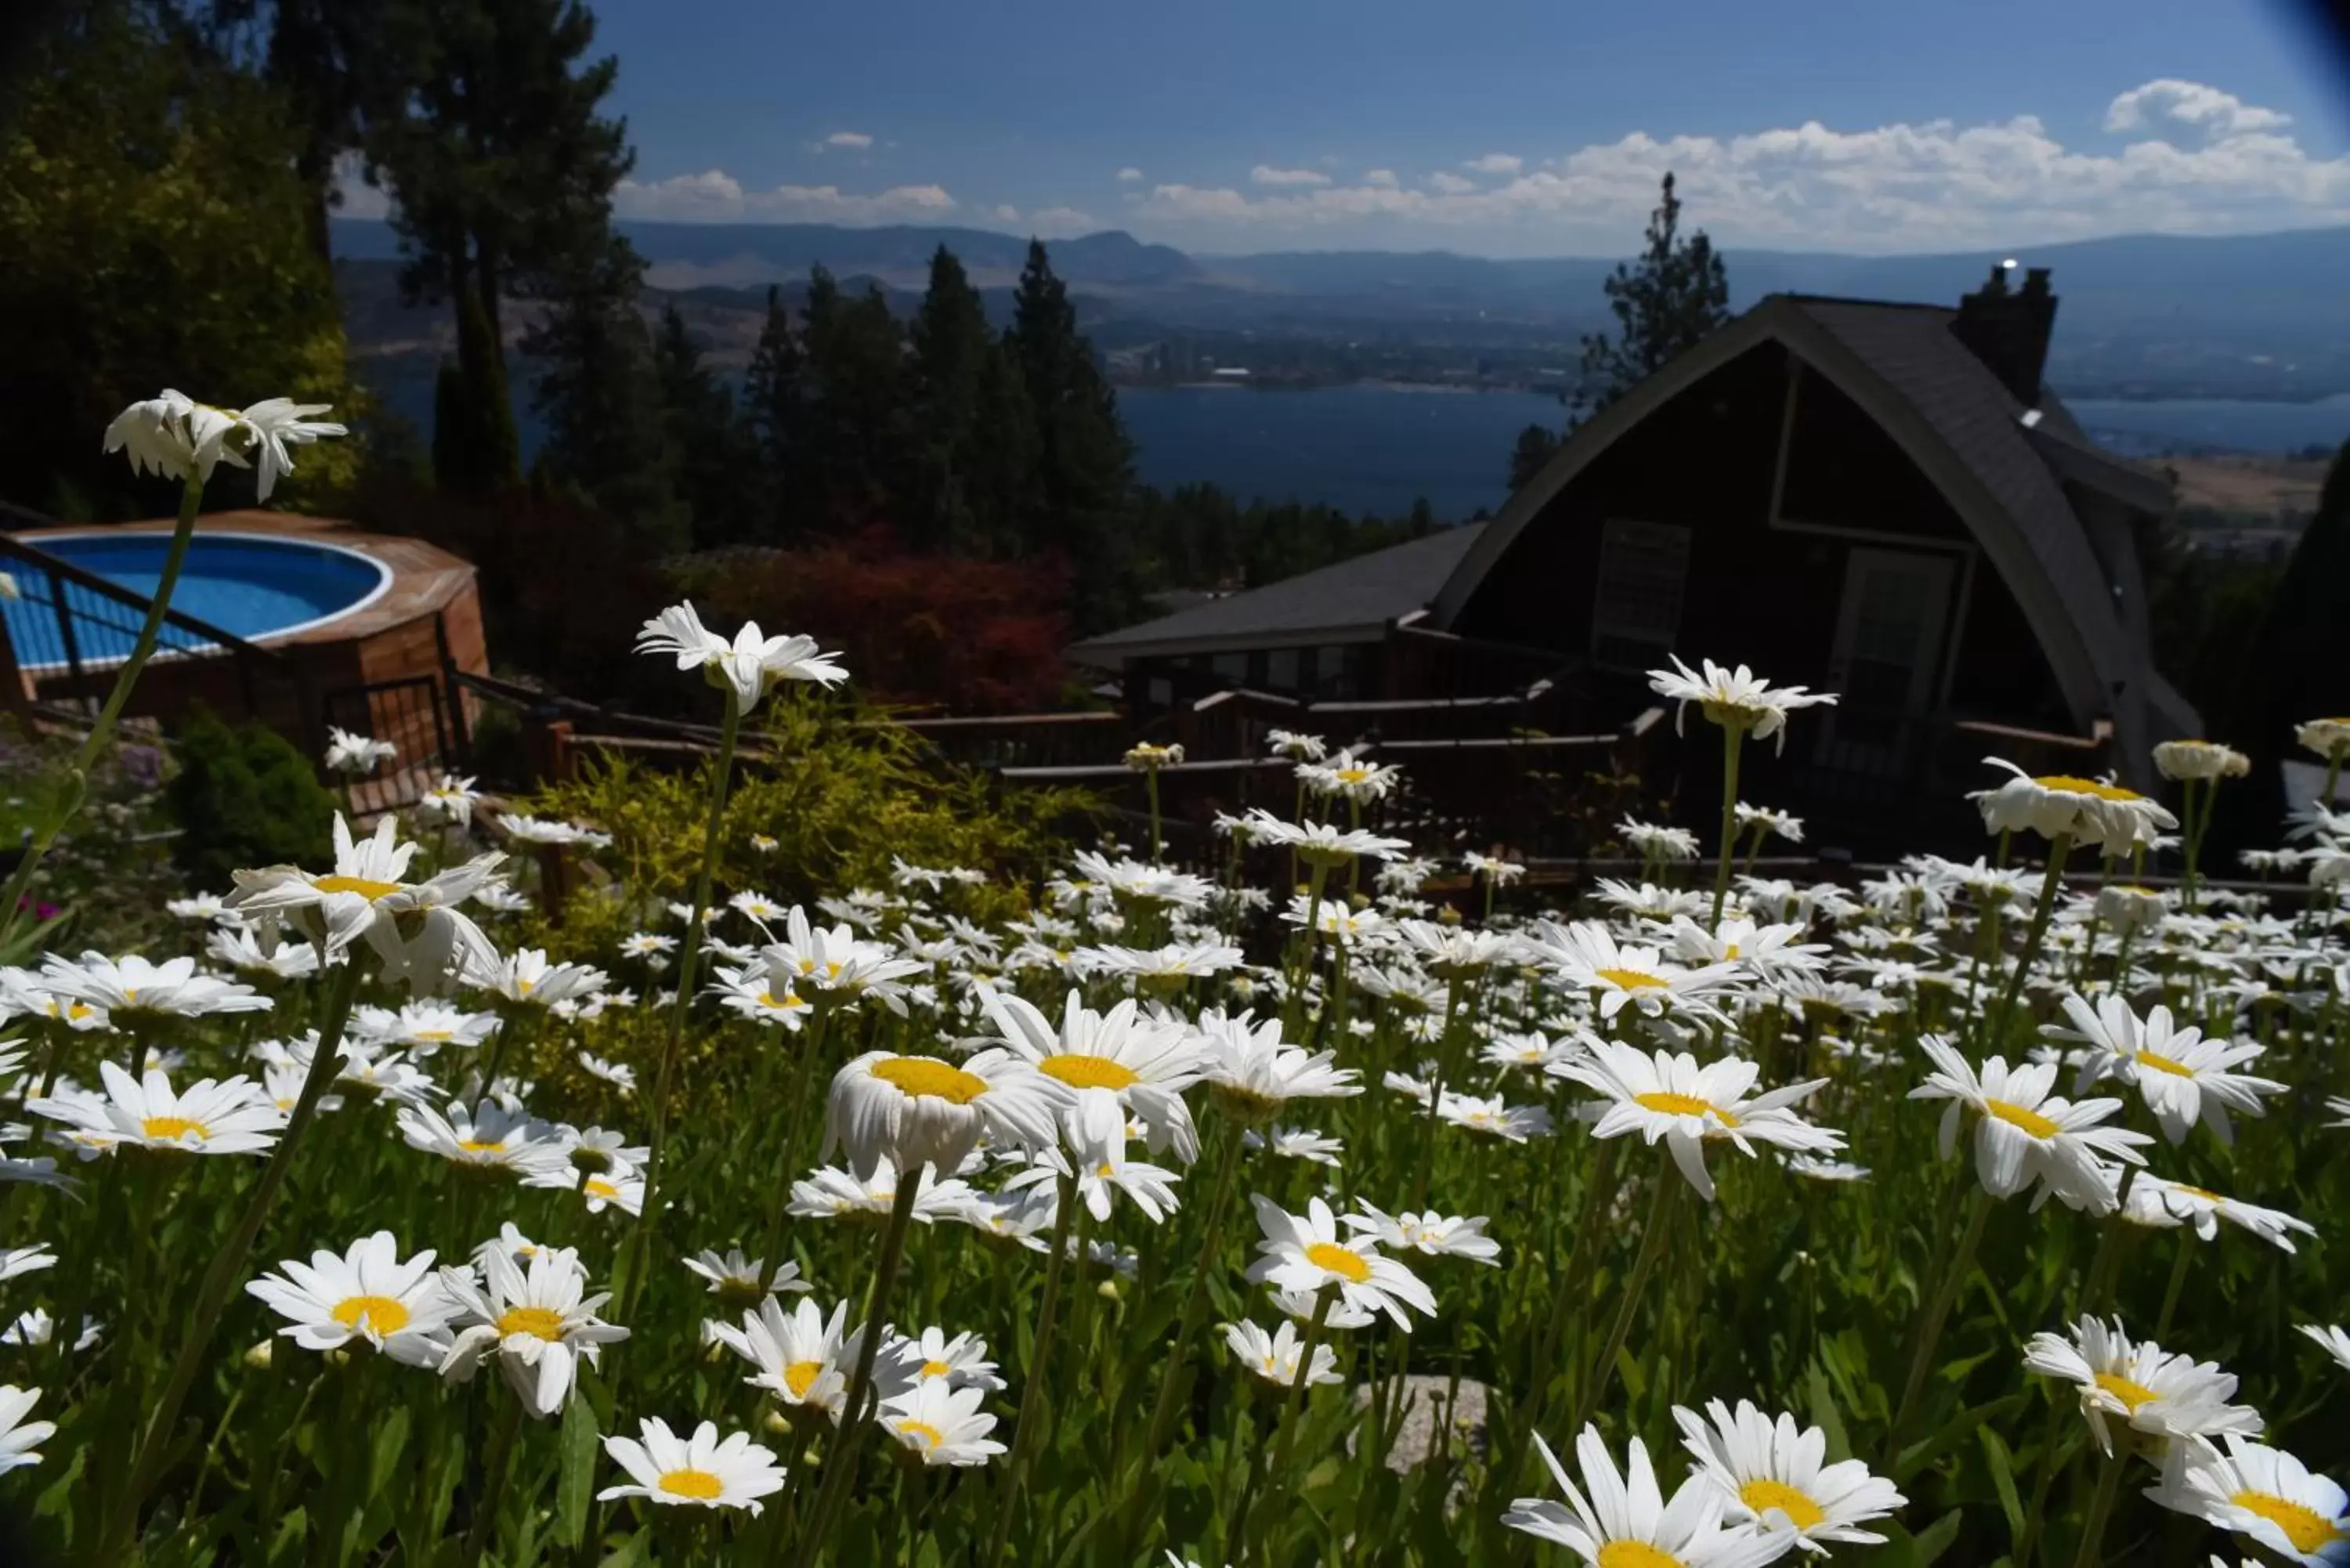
[1119,385,2350,521]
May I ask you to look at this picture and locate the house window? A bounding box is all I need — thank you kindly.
[1591,518,1692,669]
[1211,652,1247,685]
[1266,649,1300,691]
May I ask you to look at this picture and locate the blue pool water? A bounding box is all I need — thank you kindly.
[2,531,386,666]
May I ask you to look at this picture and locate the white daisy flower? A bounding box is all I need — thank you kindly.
[28,1063,281,1158]
[877,1378,1004,1467]
[1520,919,1742,1022]
[598,1418,786,1513]
[38,950,270,1020]
[1223,1319,1342,1388]
[0,1386,56,1473]
[1195,1009,1360,1124]
[1504,1424,1794,1565]
[634,602,846,714]
[0,1247,55,1284]
[1557,1042,1839,1201]
[682,1248,808,1308]
[394,1098,566,1177]
[1242,1125,1344,1166]
[2148,1436,2349,1566]
[977,988,1201,1162]
[890,1328,1005,1393]
[1969,759,2177,852]
[1343,1205,1501,1266]
[705,1297,871,1417]
[787,1155,974,1224]
[1244,1194,1436,1331]
[417,774,481,827]
[1907,1036,2151,1212]
[1437,1090,1554,1143]
[103,389,345,498]
[2023,1315,2262,1456]
[244,1231,457,1367]
[2297,1324,2350,1375]
[226,814,503,992]
[438,1246,629,1418]
[1647,656,1837,752]
[1675,1397,1905,1551]
[2044,995,2285,1146]
[2124,1174,2315,1252]
[324,727,397,777]
[477,948,608,1008]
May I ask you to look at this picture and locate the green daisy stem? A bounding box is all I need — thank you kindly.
[1569,1151,1683,1437]
[618,685,743,1320]
[2152,1230,2196,1340]
[1410,973,1474,1212]
[102,947,367,1563]
[1137,1119,1249,1463]
[1709,722,1748,931]
[2070,1447,2127,1568]
[2178,777,2204,910]
[1499,1137,1621,1494]
[0,473,203,945]
[1990,833,2074,1050]
[1249,1286,1335,1563]
[1885,1184,1994,1463]
[756,1003,834,1295]
[794,1175,923,1568]
[981,1172,1079,1568]
[458,1392,527,1568]
[1146,765,1163,864]
[2011,1387,2075,1568]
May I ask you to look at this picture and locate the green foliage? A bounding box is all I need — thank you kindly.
[2226,436,2350,754]
[1508,421,1563,490]
[0,716,179,954]
[0,0,360,517]
[514,691,1093,955]
[164,707,334,889]
[1012,239,1141,632]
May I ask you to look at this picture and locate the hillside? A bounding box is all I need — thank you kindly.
[329,218,2350,401]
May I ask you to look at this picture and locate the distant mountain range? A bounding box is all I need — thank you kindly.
[329,218,2350,400]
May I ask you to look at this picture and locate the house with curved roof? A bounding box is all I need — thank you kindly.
[1072,265,2196,841]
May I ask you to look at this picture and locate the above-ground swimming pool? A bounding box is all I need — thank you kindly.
[3,529,391,667]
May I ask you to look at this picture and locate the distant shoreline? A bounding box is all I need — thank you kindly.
[1118,377,2350,407]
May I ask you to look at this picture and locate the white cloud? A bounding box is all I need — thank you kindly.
[1130,80,2350,253]
[1029,206,1098,238]
[613,171,956,225]
[2103,79,2289,143]
[1462,153,1524,175]
[823,131,874,150]
[331,152,390,219]
[1251,164,1331,187]
[1116,167,1144,182]
[992,204,1021,222]
[1362,168,1398,188]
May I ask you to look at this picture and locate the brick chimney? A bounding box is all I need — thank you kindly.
[1950,262,2058,404]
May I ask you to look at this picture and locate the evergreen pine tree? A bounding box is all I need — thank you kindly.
[369,0,633,490]
[1507,424,1561,490]
[742,282,812,539]
[651,302,754,548]
[1572,172,1730,422]
[524,232,686,553]
[907,245,996,551]
[1009,239,1135,631]
[797,270,913,530]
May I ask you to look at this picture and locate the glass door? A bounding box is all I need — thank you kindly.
[1814,547,1956,776]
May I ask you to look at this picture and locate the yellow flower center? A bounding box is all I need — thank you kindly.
[2131,1050,2195,1078]
[1634,1091,1739,1126]
[584,1178,619,1200]
[331,1295,412,1335]
[2229,1491,2347,1552]
[142,1115,208,1143]
[1723,943,1742,959]
[1305,1242,1372,1283]
[783,1360,824,1399]
[757,991,806,1011]
[871,1057,989,1104]
[1597,1544,1687,1568]
[495,1306,566,1342]
[414,1029,452,1042]
[458,1140,506,1154]
[515,977,536,995]
[2175,1184,2225,1204]
[1596,967,1668,991]
[1739,1478,1826,1530]
[2092,1371,2160,1411]
[895,1418,945,1449]
[2032,775,2144,802]
[1336,768,1369,783]
[920,1358,953,1378]
[1039,1054,1141,1092]
[1985,1100,2061,1140]
[312,875,402,901]
[657,1469,725,1501]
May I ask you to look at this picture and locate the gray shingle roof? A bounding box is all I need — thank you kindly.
[1069,523,1487,663]
[1782,296,2135,712]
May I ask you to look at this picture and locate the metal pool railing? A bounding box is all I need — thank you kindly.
[0,502,311,735]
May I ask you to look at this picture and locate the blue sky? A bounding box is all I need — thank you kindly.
[562,0,2350,255]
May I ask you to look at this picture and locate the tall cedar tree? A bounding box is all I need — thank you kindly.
[523,233,687,555]
[797,269,916,531]
[1009,240,1137,633]
[1509,172,1731,486]
[369,0,631,491]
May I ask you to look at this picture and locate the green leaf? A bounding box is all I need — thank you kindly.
[1896,1393,2026,1483]
[366,1405,413,1504]
[556,1393,602,1548]
[1913,1507,1965,1565]
[1805,1362,1852,1462]
[1979,1425,2024,1547]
